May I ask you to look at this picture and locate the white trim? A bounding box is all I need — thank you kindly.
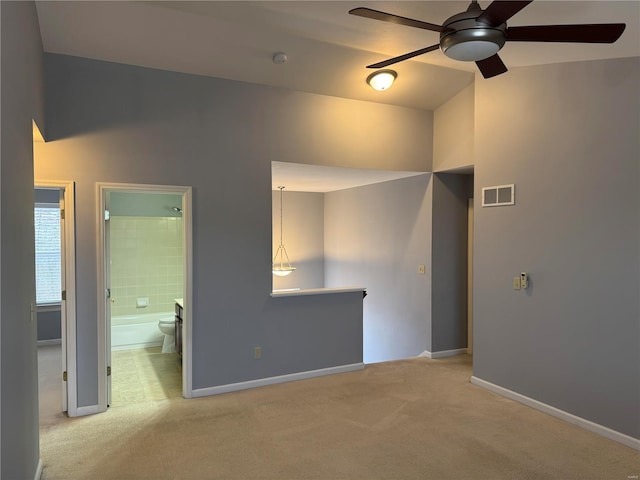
[192,363,365,398]
[471,376,640,451]
[181,187,193,399]
[431,348,468,359]
[74,404,103,417]
[35,180,77,417]
[34,458,43,480]
[37,339,61,347]
[417,349,468,359]
[96,182,194,409]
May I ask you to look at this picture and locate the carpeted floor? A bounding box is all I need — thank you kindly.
[39,355,639,480]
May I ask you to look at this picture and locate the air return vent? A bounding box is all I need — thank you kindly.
[482,184,514,207]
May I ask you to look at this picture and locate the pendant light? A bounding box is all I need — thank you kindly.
[272,186,296,276]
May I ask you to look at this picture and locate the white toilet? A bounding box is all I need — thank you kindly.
[158,317,176,353]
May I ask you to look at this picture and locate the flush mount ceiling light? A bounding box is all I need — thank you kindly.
[366,69,397,91]
[272,186,296,277]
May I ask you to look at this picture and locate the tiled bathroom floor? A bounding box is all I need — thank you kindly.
[110,347,182,407]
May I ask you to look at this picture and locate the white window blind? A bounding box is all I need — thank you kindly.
[34,204,61,304]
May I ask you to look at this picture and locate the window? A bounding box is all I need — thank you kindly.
[34,204,61,304]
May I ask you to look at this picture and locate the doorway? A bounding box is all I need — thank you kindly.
[97,183,193,411]
[34,180,78,417]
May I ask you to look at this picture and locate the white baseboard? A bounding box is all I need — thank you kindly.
[471,376,640,451]
[192,363,365,398]
[418,348,468,359]
[74,404,103,417]
[34,458,43,480]
[37,339,61,346]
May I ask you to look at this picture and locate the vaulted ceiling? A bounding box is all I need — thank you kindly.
[36,1,640,111]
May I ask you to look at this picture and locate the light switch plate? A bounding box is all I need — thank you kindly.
[513,277,521,290]
[418,265,426,275]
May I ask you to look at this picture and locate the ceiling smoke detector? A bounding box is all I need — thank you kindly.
[272,52,288,64]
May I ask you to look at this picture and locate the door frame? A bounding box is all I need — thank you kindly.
[35,179,78,417]
[467,197,474,355]
[96,182,193,412]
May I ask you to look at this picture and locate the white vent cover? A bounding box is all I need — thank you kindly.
[482,184,515,207]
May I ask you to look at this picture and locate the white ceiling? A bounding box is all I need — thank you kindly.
[35,1,639,192]
[272,161,429,193]
[35,1,640,112]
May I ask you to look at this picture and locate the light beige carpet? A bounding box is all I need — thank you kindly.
[40,356,639,480]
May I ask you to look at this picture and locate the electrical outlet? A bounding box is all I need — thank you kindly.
[513,277,521,290]
[254,347,262,359]
[418,264,426,275]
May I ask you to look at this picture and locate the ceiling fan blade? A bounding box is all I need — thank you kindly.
[476,54,508,79]
[476,1,533,27]
[507,24,626,43]
[367,45,440,69]
[349,7,442,33]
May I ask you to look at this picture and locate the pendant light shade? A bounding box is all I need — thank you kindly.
[272,186,296,276]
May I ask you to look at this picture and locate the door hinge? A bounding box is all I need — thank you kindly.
[62,290,66,301]
[60,209,65,220]
[107,366,111,376]
[63,371,67,382]
[104,209,110,221]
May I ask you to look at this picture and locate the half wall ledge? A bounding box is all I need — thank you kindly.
[271,286,366,298]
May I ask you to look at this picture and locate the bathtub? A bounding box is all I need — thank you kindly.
[111,311,174,351]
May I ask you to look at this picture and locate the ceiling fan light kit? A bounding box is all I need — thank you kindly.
[350,0,626,79]
[367,70,397,91]
[440,8,506,62]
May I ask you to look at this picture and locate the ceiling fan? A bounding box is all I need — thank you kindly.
[349,0,626,78]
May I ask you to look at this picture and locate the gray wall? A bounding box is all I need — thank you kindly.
[272,190,324,291]
[473,57,640,438]
[35,54,432,403]
[35,187,60,204]
[431,173,473,352]
[1,1,45,478]
[433,84,474,172]
[324,175,432,363]
[37,309,62,341]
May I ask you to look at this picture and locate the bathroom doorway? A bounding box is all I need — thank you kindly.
[96,183,193,411]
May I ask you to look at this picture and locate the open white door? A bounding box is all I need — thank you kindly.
[104,193,112,407]
[35,179,77,416]
[59,189,68,412]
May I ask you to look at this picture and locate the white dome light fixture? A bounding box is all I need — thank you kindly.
[366,69,397,91]
[272,186,296,277]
